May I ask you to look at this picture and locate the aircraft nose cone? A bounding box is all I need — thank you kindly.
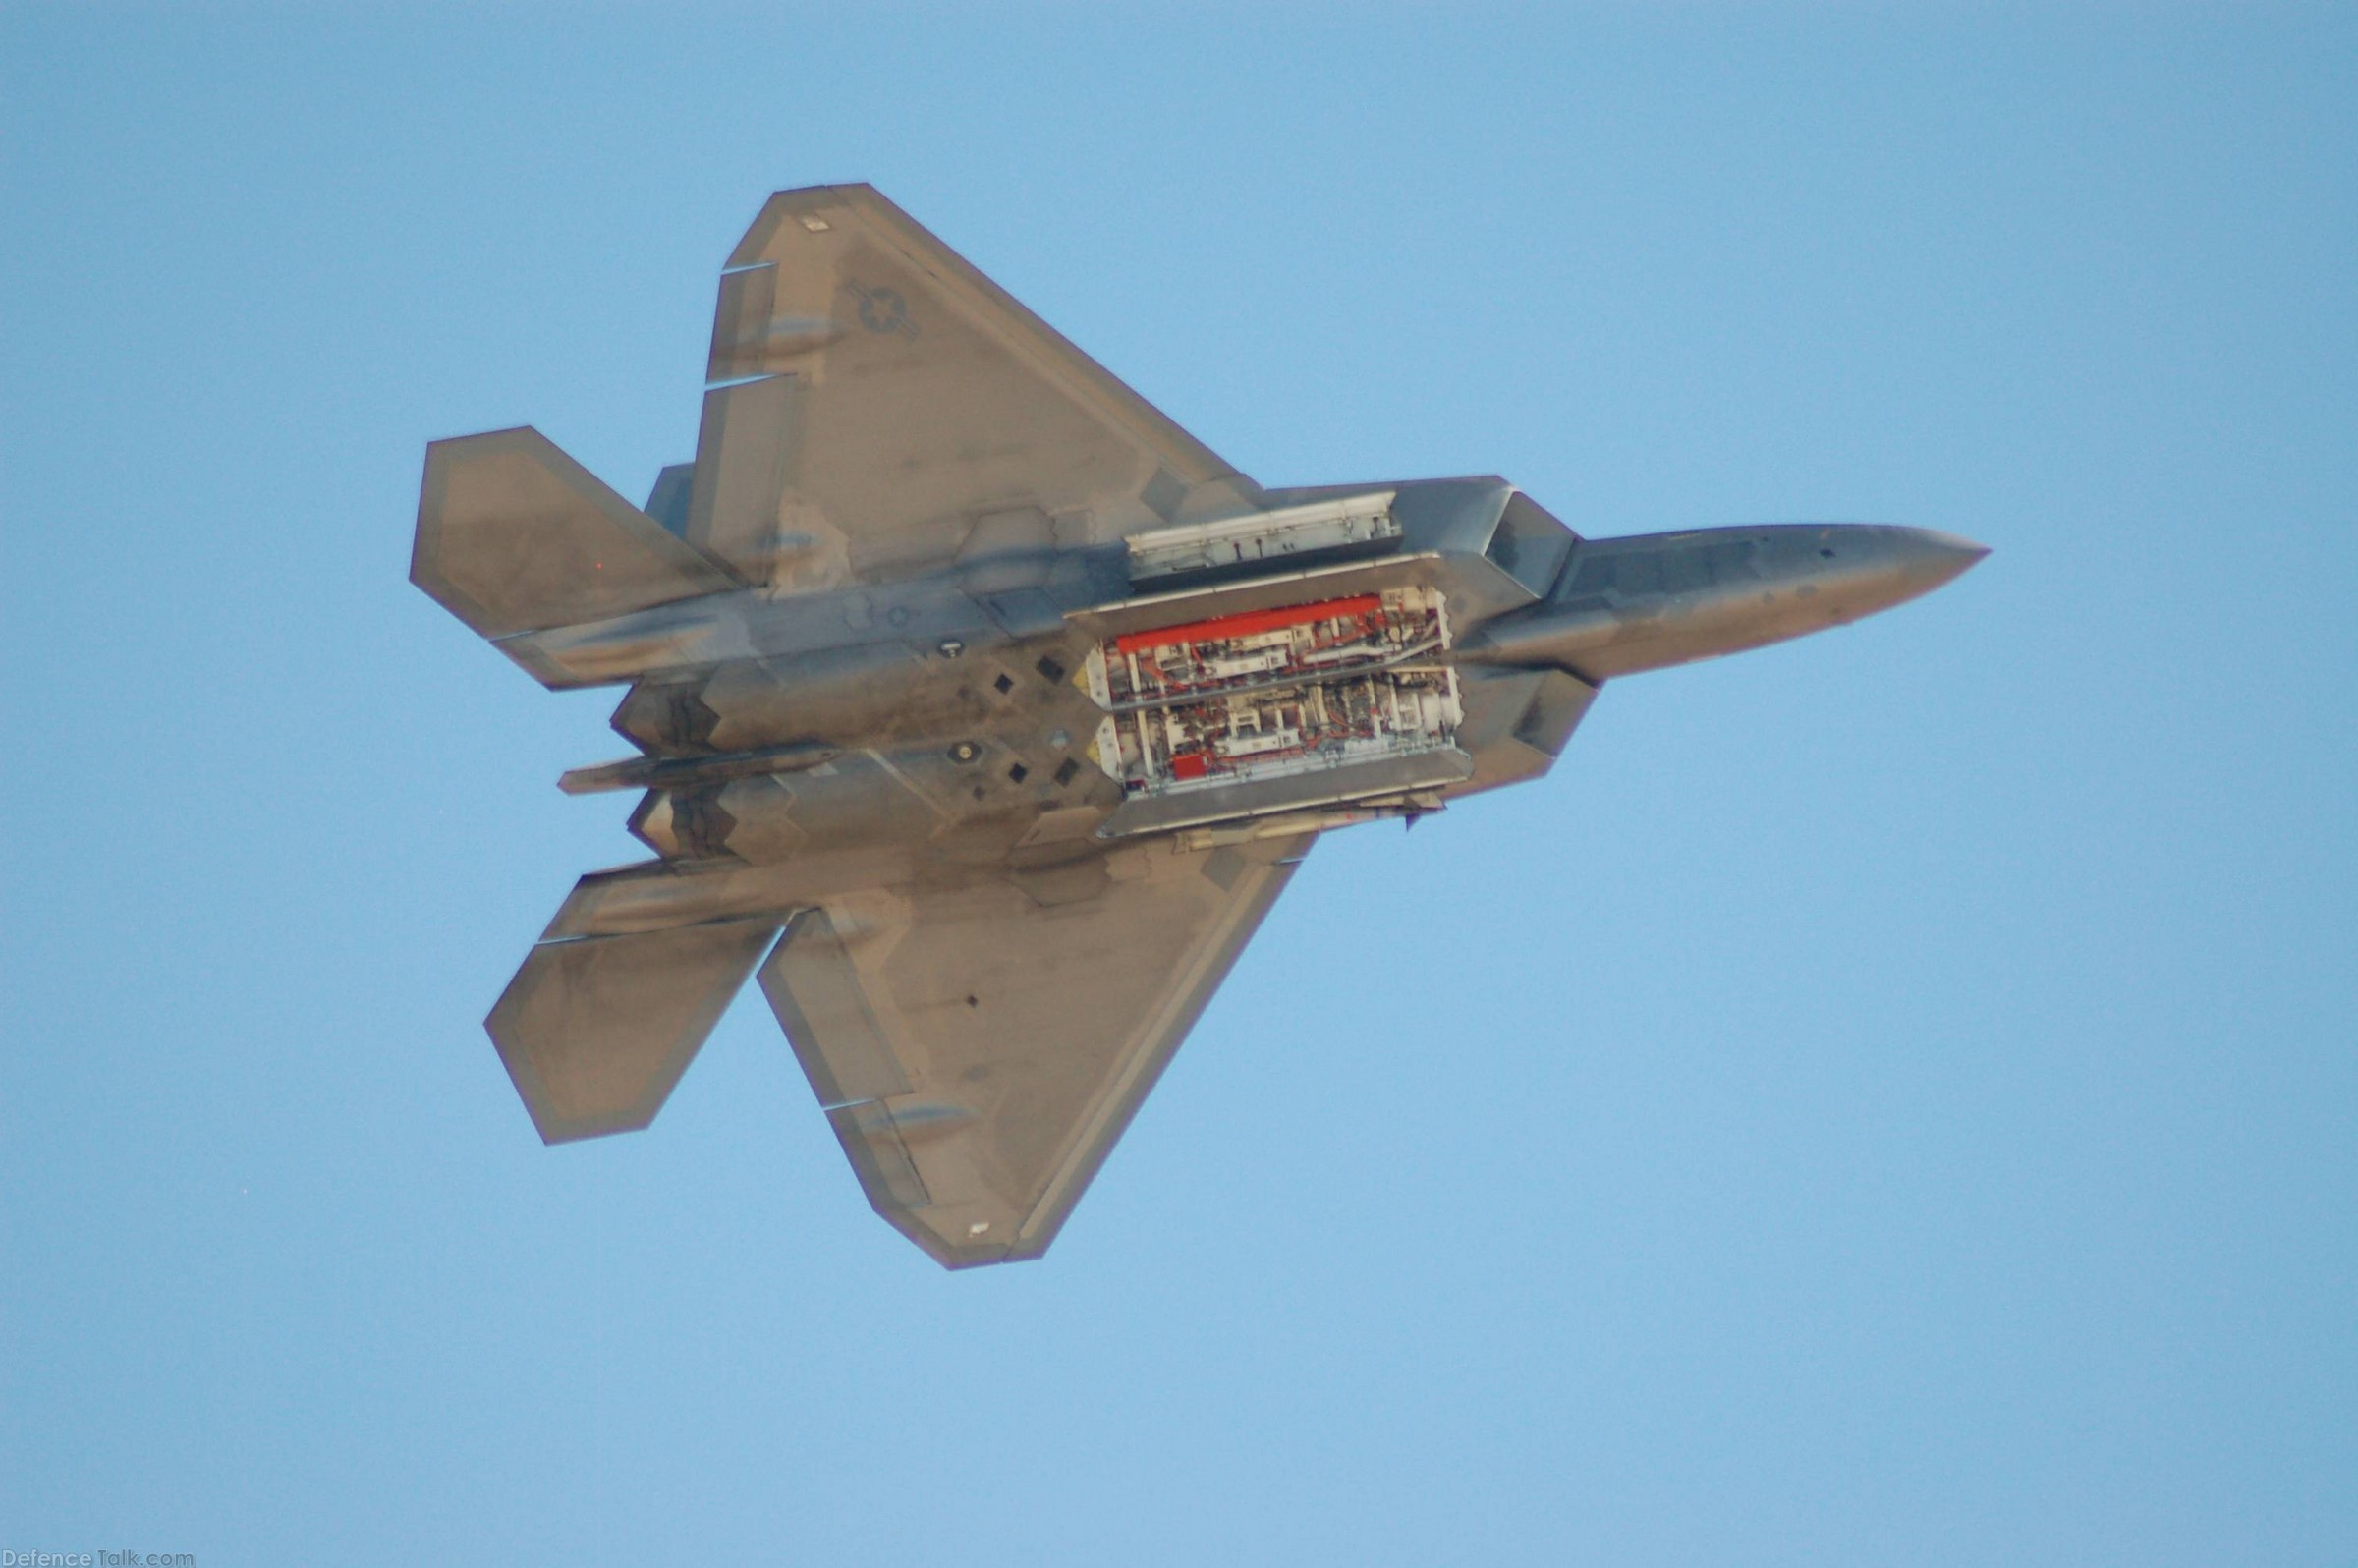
[1886,526,1991,592]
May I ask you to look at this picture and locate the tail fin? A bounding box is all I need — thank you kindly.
[412,427,736,680]
[486,915,784,1143]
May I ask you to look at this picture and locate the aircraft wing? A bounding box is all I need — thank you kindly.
[758,833,1312,1267]
[688,183,1260,588]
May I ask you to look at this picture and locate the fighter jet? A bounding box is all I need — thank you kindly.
[413,184,1985,1268]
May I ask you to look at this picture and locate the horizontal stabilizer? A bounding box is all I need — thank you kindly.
[414,427,737,648]
[486,916,782,1143]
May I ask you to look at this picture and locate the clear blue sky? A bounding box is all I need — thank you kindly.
[4,6,2352,1563]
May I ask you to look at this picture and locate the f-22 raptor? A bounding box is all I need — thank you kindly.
[414,185,1984,1268]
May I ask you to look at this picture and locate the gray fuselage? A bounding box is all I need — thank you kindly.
[505,478,1981,941]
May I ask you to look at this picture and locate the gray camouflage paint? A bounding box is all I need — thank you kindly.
[413,185,1984,1268]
